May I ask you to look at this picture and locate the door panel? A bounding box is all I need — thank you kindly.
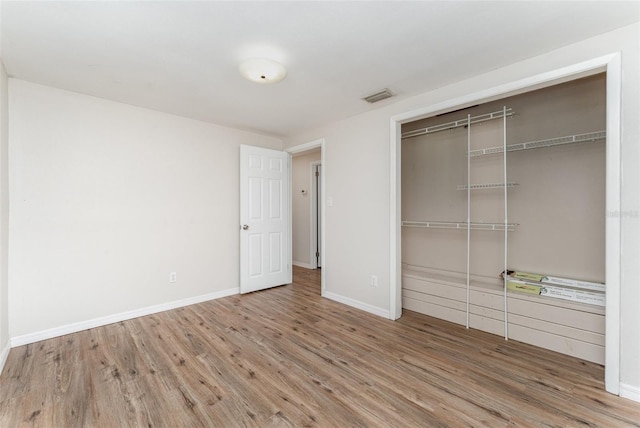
[269,232,282,272]
[240,145,291,293]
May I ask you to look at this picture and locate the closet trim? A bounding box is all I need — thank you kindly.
[389,53,621,395]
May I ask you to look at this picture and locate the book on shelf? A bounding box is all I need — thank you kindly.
[501,269,605,292]
[506,279,542,295]
[539,284,605,307]
[500,270,605,306]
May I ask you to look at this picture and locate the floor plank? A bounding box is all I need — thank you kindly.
[1,266,639,427]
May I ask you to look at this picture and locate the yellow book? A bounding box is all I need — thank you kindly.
[511,271,545,282]
[507,280,542,295]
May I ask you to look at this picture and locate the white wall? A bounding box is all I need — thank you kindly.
[283,23,640,392]
[292,150,321,267]
[0,61,9,367]
[8,80,282,339]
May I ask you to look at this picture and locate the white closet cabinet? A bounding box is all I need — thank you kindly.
[401,74,606,364]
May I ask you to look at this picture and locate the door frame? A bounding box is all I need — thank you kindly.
[310,161,322,269]
[389,53,622,394]
[287,139,326,295]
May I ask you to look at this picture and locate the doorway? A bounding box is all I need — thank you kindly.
[311,161,321,269]
[288,139,326,295]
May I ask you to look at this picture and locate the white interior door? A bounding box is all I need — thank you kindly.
[240,145,292,293]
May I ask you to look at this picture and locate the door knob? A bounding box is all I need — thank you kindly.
[242,224,249,230]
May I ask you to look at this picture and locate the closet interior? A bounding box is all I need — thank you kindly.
[401,74,606,364]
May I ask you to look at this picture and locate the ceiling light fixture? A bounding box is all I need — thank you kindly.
[239,58,287,84]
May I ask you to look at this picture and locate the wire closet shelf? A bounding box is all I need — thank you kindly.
[401,220,518,232]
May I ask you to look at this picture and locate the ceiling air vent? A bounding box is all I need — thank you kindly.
[362,88,394,104]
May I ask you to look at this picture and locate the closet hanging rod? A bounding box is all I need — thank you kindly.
[402,220,518,232]
[457,182,519,191]
[401,108,514,139]
[468,130,606,157]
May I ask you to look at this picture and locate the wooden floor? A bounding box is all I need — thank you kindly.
[1,267,639,427]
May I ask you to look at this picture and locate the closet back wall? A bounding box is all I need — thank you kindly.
[402,74,605,284]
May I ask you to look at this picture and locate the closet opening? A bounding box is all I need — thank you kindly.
[390,54,622,395]
[402,74,605,360]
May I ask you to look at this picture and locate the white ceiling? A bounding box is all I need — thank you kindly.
[1,1,638,138]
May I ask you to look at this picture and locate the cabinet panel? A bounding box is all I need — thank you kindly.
[403,270,605,363]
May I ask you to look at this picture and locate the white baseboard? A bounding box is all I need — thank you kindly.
[10,287,239,347]
[292,260,314,269]
[0,339,10,376]
[620,382,640,403]
[322,291,389,319]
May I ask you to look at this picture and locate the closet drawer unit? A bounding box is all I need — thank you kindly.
[402,269,605,363]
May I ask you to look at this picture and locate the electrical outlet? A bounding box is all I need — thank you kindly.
[169,272,177,283]
[371,275,378,287]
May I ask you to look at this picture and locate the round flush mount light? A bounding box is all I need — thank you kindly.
[239,58,287,84]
